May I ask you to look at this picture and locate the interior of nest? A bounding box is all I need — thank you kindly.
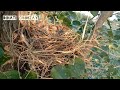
[1,11,98,78]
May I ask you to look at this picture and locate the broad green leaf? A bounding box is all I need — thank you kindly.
[90,11,99,16]
[101,45,109,51]
[72,20,80,26]
[68,11,76,17]
[63,11,69,16]
[68,11,77,20]
[91,47,98,52]
[57,13,65,20]
[103,56,110,62]
[107,65,118,76]
[0,72,7,79]
[51,65,69,79]
[113,29,120,40]
[67,58,85,78]
[63,17,71,27]
[0,54,11,66]
[4,70,20,79]
[114,35,120,40]
[0,70,20,79]
[24,71,37,79]
[51,58,85,79]
[0,47,10,66]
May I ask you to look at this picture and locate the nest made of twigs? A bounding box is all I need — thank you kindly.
[2,11,98,78]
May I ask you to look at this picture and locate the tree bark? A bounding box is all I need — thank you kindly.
[94,11,113,30]
[91,11,113,40]
[0,11,19,42]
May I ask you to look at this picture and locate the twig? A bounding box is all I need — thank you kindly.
[82,13,89,40]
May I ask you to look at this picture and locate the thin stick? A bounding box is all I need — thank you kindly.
[82,13,89,40]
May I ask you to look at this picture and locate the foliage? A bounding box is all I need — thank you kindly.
[0,70,19,79]
[51,58,85,79]
[0,70,37,79]
[22,71,37,79]
[90,11,99,16]
[50,11,120,79]
[0,45,37,79]
[0,46,11,66]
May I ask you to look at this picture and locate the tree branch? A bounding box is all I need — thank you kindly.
[94,11,113,30]
[91,11,113,40]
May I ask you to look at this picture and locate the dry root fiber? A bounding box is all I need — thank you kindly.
[2,11,98,78]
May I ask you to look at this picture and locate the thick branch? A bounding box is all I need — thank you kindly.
[91,11,113,40]
[94,11,113,30]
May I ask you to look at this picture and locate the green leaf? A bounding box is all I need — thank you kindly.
[57,13,65,20]
[68,11,77,20]
[0,47,4,58]
[4,70,20,79]
[0,54,11,66]
[51,65,69,79]
[51,58,85,79]
[0,72,7,79]
[66,58,85,78]
[90,11,99,16]
[0,70,20,79]
[63,12,69,16]
[68,11,76,17]
[114,35,120,40]
[0,47,10,66]
[63,17,71,27]
[91,47,98,52]
[113,29,120,40]
[103,56,110,62]
[107,65,118,77]
[24,71,37,79]
[72,20,80,26]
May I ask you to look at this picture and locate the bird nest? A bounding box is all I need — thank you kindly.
[2,11,98,78]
